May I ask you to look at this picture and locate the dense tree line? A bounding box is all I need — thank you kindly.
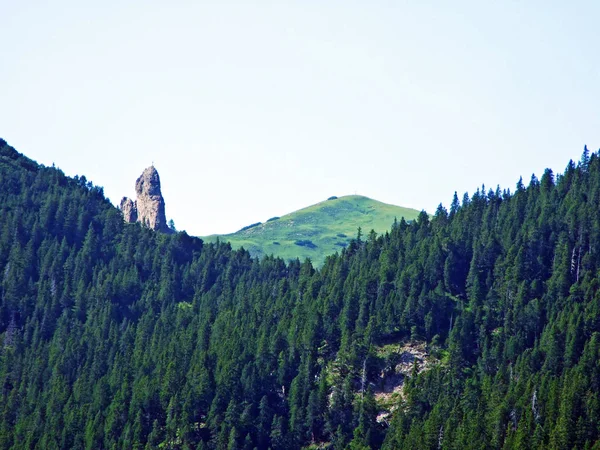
[2,138,600,449]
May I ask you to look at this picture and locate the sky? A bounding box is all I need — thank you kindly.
[1,1,599,236]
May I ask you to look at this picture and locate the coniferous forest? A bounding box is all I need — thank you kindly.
[3,138,600,449]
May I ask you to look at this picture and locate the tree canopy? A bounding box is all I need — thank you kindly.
[2,139,600,449]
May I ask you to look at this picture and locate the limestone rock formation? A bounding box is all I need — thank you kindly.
[119,197,137,223]
[135,166,169,232]
[119,166,170,233]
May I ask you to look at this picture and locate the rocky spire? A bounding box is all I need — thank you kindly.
[119,197,137,223]
[120,166,170,233]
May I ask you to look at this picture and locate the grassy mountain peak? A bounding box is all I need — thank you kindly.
[202,194,421,266]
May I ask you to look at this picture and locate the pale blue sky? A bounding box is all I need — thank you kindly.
[2,1,598,235]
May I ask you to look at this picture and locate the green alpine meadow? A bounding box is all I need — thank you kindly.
[3,138,600,449]
[202,195,421,267]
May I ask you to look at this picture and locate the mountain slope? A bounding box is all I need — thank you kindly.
[203,195,420,266]
[3,139,600,449]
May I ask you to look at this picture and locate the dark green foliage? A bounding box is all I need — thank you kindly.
[2,139,600,449]
[294,240,317,249]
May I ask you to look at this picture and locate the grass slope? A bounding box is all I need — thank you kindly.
[202,195,421,266]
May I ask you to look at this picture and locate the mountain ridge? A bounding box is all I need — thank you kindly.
[202,194,421,266]
[3,138,600,448]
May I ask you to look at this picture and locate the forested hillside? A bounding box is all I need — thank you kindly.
[2,138,600,449]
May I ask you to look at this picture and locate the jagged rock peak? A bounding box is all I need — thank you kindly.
[119,166,170,233]
[135,166,169,232]
[135,166,162,198]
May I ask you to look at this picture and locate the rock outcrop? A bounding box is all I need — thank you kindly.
[134,166,169,232]
[119,197,137,223]
[119,166,170,233]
